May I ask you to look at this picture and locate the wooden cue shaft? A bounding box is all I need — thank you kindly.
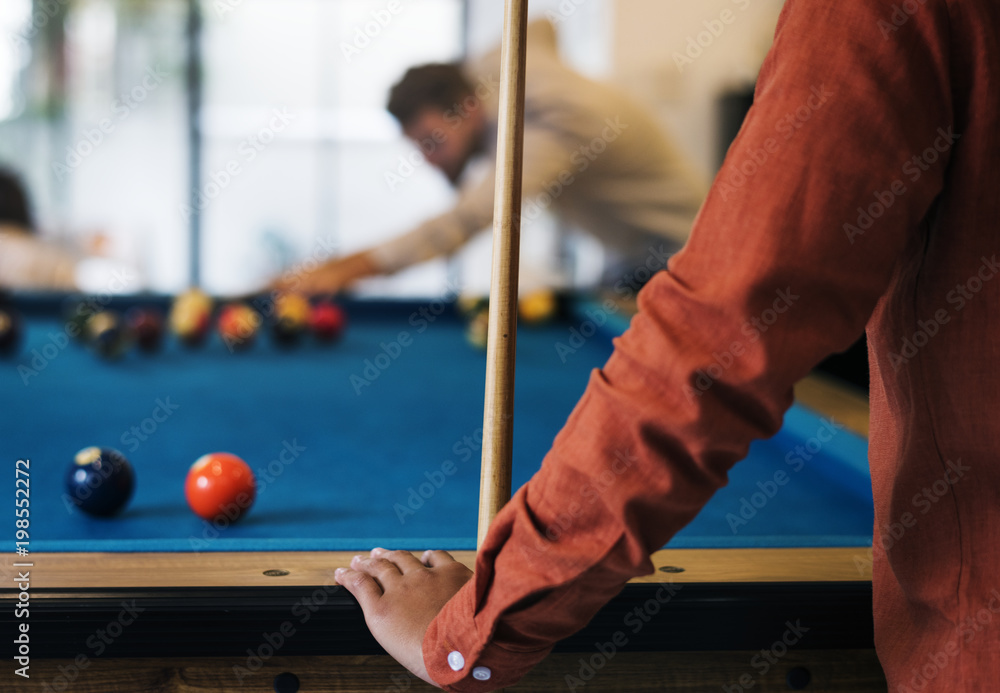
[478,0,530,549]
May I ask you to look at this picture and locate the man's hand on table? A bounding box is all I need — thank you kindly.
[336,548,473,689]
[272,251,380,295]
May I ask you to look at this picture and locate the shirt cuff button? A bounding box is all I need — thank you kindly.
[472,667,492,681]
[447,651,465,672]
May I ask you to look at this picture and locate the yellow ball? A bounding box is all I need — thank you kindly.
[275,292,312,326]
[518,290,557,325]
[178,289,213,312]
[170,289,213,344]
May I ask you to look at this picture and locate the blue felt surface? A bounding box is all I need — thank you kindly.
[0,301,873,551]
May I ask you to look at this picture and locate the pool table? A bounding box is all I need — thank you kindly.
[0,295,885,692]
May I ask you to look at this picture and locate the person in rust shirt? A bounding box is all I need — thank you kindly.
[334,0,1000,690]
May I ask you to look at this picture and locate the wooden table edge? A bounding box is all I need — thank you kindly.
[3,547,873,591]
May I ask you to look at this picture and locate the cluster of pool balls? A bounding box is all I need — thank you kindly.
[458,289,560,349]
[40,290,348,360]
[169,290,347,353]
[67,446,257,523]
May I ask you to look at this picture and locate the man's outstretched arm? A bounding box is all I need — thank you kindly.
[278,126,582,294]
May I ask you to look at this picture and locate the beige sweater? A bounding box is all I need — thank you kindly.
[0,225,79,290]
[370,21,707,276]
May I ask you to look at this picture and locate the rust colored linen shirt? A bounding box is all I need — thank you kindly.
[424,0,1000,690]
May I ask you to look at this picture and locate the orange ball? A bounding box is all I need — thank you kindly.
[218,303,260,351]
[185,452,256,523]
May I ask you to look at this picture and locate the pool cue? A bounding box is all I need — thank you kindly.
[478,0,530,549]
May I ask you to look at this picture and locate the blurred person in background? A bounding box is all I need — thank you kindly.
[0,167,80,291]
[0,167,140,293]
[278,20,706,294]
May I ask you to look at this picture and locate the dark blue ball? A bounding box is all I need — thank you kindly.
[66,447,135,517]
[86,311,129,360]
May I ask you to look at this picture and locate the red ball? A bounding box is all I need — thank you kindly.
[184,452,256,522]
[310,302,346,343]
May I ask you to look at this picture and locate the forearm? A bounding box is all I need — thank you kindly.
[333,250,380,283]
[367,214,473,274]
[275,250,379,294]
